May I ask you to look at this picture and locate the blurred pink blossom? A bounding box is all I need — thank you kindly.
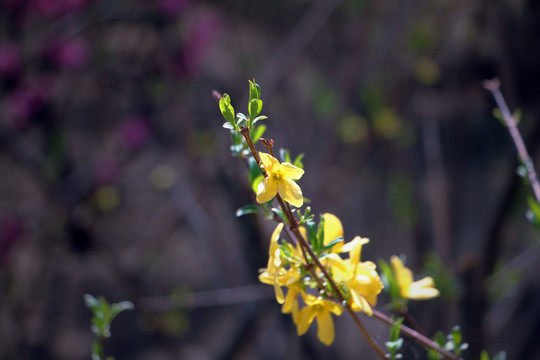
[0,43,21,79]
[0,217,24,265]
[174,12,221,77]
[93,158,120,185]
[157,0,192,17]
[31,0,88,17]
[119,116,150,149]
[5,77,54,129]
[49,37,91,69]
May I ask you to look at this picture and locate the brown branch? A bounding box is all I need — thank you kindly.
[483,78,540,202]
[373,309,462,360]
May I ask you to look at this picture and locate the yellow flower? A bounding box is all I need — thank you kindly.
[390,255,439,300]
[296,294,343,345]
[322,213,344,253]
[325,237,383,315]
[343,237,383,314]
[256,152,304,207]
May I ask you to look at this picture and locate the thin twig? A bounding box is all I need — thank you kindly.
[483,78,540,202]
[373,309,462,360]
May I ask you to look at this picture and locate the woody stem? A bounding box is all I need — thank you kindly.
[373,309,462,360]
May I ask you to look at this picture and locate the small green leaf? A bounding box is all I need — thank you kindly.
[251,175,263,194]
[223,122,235,130]
[272,208,288,225]
[236,112,248,127]
[249,99,263,120]
[236,205,263,217]
[279,149,292,164]
[219,94,235,124]
[306,220,318,250]
[322,237,343,252]
[250,124,267,144]
[84,294,100,311]
[249,79,261,100]
[390,317,404,341]
[252,115,268,126]
[480,350,489,360]
[110,301,134,322]
[92,340,102,360]
[293,153,305,168]
[315,215,325,254]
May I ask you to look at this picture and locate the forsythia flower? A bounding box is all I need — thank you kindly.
[339,236,383,315]
[390,255,440,300]
[296,294,343,345]
[256,152,304,207]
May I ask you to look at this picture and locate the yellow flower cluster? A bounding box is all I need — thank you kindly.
[258,214,383,345]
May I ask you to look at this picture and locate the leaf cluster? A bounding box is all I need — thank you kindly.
[84,294,134,338]
[385,317,404,360]
[427,326,468,359]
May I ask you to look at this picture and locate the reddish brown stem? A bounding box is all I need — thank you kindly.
[484,78,540,202]
[373,309,462,360]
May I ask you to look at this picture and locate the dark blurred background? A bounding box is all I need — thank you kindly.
[1,0,540,359]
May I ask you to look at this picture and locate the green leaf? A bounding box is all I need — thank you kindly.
[252,115,268,126]
[306,221,318,251]
[250,124,267,144]
[219,94,235,124]
[293,153,305,168]
[92,340,102,360]
[236,112,248,126]
[272,208,288,225]
[222,122,235,130]
[84,294,100,312]
[322,237,343,252]
[249,79,261,100]
[315,215,325,254]
[279,149,292,164]
[236,205,263,217]
[249,99,263,120]
[390,317,404,341]
[251,175,263,194]
[480,350,489,360]
[110,301,134,322]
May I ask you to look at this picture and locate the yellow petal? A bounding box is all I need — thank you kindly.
[316,310,335,345]
[390,255,413,297]
[273,272,285,304]
[323,254,350,282]
[258,271,273,284]
[321,299,343,316]
[343,236,370,264]
[350,290,373,315]
[259,152,280,174]
[323,213,343,242]
[409,277,439,299]
[278,162,304,180]
[277,179,303,207]
[256,178,278,203]
[297,306,317,335]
